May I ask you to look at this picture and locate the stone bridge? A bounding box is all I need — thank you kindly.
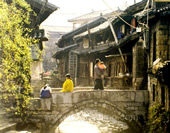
[30,90,149,133]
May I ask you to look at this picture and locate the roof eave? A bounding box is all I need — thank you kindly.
[26,0,59,25]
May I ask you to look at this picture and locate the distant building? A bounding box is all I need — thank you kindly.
[41,26,72,72]
[68,9,123,29]
[24,0,59,90]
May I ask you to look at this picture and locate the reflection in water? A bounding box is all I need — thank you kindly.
[56,109,128,133]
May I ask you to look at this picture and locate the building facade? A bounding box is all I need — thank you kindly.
[53,0,148,89]
[138,1,170,110]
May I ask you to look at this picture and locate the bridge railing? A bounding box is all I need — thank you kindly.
[29,90,149,111]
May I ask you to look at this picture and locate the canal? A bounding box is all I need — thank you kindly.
[55,109,129,133]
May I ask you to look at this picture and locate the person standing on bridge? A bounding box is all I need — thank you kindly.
[94,58,106,90]
[60,73,74,92]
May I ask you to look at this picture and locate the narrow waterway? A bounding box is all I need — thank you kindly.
[56,109,129,133]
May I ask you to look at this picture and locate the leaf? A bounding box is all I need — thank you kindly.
[0,0,38,121]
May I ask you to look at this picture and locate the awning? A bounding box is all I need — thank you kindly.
[53,44,78,58]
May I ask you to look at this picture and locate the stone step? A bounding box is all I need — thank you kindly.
[0,104,16,133]
[0,123,16,133]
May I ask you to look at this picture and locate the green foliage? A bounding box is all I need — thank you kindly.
[146,104,170,133]
[0,0,38,121]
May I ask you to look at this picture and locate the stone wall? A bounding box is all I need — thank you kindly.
[31,61,44,80]
[149,17,170,110]
[132,38,146,90]
[31,60,44,96]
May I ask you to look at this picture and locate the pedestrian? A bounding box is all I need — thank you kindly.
[99,61,106,86]
[60,73,74,92]
[40,84,52,98]
[94,58,105,90]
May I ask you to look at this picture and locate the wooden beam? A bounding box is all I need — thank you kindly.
[108,19,128,72]
[87,28,93,49]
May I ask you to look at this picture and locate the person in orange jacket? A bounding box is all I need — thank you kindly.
[60,73,74,92]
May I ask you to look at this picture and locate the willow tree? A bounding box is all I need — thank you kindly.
[0,0,37,121]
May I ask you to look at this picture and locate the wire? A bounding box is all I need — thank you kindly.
[102,0,136,29]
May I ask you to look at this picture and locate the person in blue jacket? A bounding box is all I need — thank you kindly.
[40,84,52,98]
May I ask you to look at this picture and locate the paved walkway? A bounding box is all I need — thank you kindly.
[0,104,16,133]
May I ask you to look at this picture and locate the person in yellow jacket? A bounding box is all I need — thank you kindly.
[60,73,74,92]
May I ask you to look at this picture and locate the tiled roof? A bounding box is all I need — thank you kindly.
[53,44,78,58]
[74,21,110,39]
[57,17,107,47]
[68,9,123,24]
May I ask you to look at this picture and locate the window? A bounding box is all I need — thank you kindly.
[114,62,125,77]
[83,38,89,48]
[153,32,156,62]
[80,63,88,77]
[108,64,112,77]
[161,87,165,106]
[153,84,155,102]
[130,18,136,33]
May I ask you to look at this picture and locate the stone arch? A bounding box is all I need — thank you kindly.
[49,99,142,132]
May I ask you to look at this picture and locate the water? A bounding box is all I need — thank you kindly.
[56,121,100,133]
[5,109,129,133]
[56,109,129,133]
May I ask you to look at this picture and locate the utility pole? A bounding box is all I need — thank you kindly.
[134,0,136,4]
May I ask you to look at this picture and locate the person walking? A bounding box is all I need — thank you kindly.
[94,58,105,90]
[60,73,74,92]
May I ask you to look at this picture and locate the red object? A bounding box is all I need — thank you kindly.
[43,72,49,76]
[99,64,106,69]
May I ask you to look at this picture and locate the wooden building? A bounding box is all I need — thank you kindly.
[53,0,148,89]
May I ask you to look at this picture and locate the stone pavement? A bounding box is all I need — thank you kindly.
[0,105,39,133]
[0,104,16,133]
